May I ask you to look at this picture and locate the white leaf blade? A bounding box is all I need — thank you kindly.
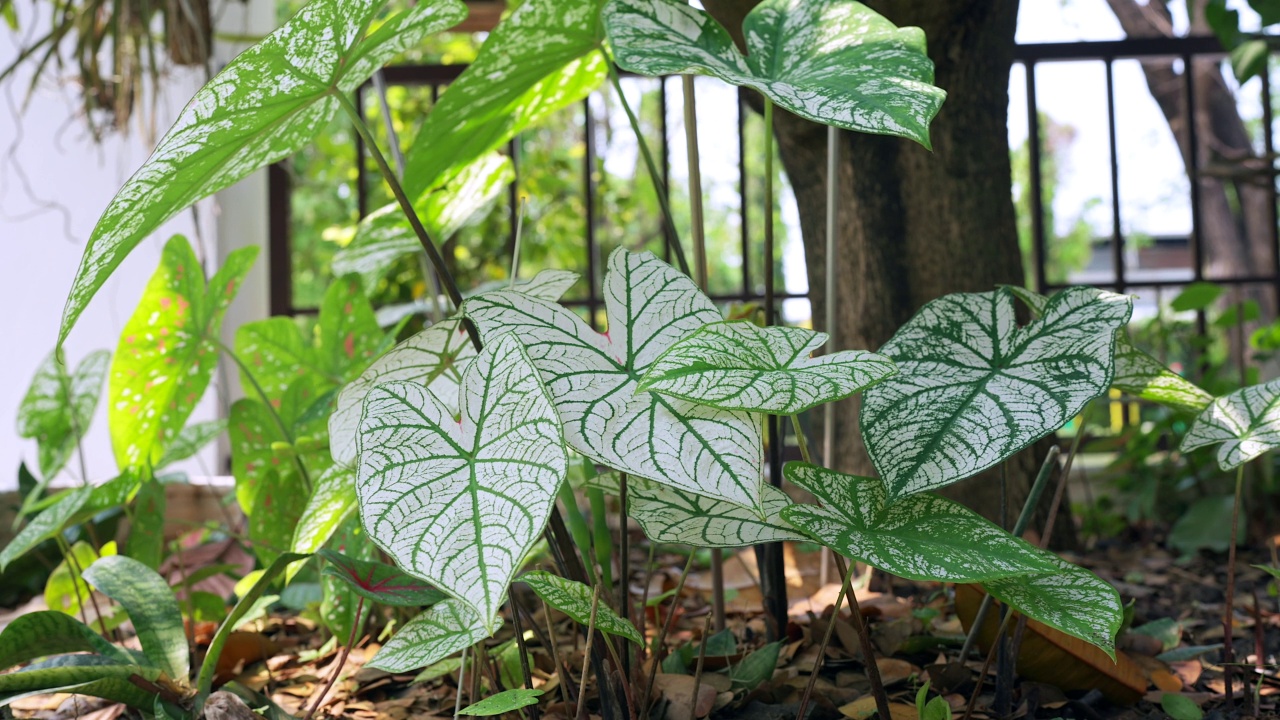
[357,334,566,627]
[464,250,765,512]
[638,321,896,414]
[982,556,1123,658]
[1181,377,1280,470]
[368,599,495,672]
[862,287,1132,501]
[628,479,805,547]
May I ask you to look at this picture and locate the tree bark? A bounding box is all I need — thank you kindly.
[704,0,1076,546]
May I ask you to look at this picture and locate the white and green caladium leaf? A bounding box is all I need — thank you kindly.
[1007,286,1211,414]
[82,555,189,682]
[329,270,578,467]
[17,350,110,481]
[368,599,497,673]
[357,333,566,628]
[779,463,1059,582]
[520,571,642,644]
[981,555,1123,658]
[1181,378,1280,470]
[56,0,467,349]
[602,0,945,147]
[465,250,765,511]
[862,287,1132,501]
[402,0,606,201]
[638,321,896,414]
[290,466,357,567]
[109,236,257,470]
[627,478,806,547]
[335,153,515,293]
[156,419,228,469]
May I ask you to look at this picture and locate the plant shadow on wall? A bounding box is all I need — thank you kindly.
[2,1,1278,719]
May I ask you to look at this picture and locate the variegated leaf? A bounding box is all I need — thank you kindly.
[401,0,606,200]
[156,419,228,468]
[0,487,92,573]
[981,555,1122,658]
[57,0,467,349]
[779,463,1059,582]
[520,571,642,644]
[357,334,565,627]
[862,287,1132,501]
[335,154,515,292]
[17,350,110,481]
[1181,378,1280,470]
[638,321,896,414]
[109,236,257,470]
[464,249,765,512]
[1007,286,1210,414]
[460,689,544,716]
[231,375,333,513]
[602,0,945,146]
[329,270,577,467]
[82,555,189,682]
[628,478,805,547]
[291,466,357,562]
[368,599,496,672]
[318,548,447,607]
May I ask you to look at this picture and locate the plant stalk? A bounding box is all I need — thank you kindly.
[795,559,852,720]
[303,596,364,720]
[682,75,708,290]
[454,646,468,720]
[689,614,713,718]
[577,585,602,720]
[606,62,690,277]
[642,551,696,718]
[617,473,631,677]
[509,597,540,720]
[1224,463,1246,704]
[215,339,312,493]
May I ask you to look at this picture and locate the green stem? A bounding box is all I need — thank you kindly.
[682,75,707,289]
[606,62,691,277]
[333,90,479,350]
[794,560,854,720]
[641,551,695,719]
[215,339,312,494]
[763,98,775,325]
[789,414,811,465]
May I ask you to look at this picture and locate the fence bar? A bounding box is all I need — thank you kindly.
[1025,61,1048,294]
[507,137,520,270]
[659,77,673,264]
[1263,61,1280,306]
[267,163,294,317]
[738,89,751,296]
[584,98,600,330]
[1105,59,1126,293]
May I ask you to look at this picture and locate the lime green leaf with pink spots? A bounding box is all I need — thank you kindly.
[231,374,333,514]
[107,235,257,471]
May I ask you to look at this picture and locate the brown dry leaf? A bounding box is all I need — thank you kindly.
[837,697,917,719]
[875,658,919,687]
[213,631,280,685]
[955,584,1145,705]
[1171,660,1203,687]
[1150,668,1183,693]
[872,618,914,656]
[651,674,717,720]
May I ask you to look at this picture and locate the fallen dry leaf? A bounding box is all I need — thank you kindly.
[875,657,919,687]
[838,697,917,719]
[651,674,717,720]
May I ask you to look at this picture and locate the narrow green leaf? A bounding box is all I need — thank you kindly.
[57,0,468,349]
[318,548,447,607]
[628,478,805,547]
[1160,693,1204,720]
[520,571,641,645]
[0,485,91,573]
[335,153,515,292]
[357,334,566,628]
[981,555,1122,659]
[1254,564,1280,579]
[0,662,162,709]
[862,287,1131,501]
[157,419,228,468]
[460,688,544,716]
[1181,378,1280,470]
[728,641,783,691]
[464,249,765,512]
[780,463,1059,582]
[603,0,945,146]
[0,611,131,671]
[289,466,357,579]
[638,321,896,414]
[17,350,110,480]
[402,0,606,200]
[368,599,496,673]
[1,675,158,711]
[128,478,166,569]
[108,236,256,469]
[82,555,189,682]
[329,269,577,466]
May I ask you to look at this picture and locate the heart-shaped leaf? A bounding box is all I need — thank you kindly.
[357,333,566,628]
[82,555,189,682]
[779,463,1059,582]
[1181,378,1280,470]
[862,287,1132,501]
[638,321,896,414]
[57,0,468,349]
[156,419,228,469]
[290,466,357,575]
[249,468,310,567]
[18,350,110,481]
[1007,286,1210,414]
[335,154,515,292]
[0,611,132,671]
[401,0,606,200]
[318,548,447,607]
[464,249,765,511]
[231,374,333,513]
[628,478,806,547]
[329,270,576,467]
[368,599,496,673]
[981,555,1123,658]
[603,0,945,146]
[460,689,545,716]
[520,571,642,645]
[108,236,257,470]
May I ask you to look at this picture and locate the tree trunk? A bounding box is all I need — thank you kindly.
[704,0,1076,546]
